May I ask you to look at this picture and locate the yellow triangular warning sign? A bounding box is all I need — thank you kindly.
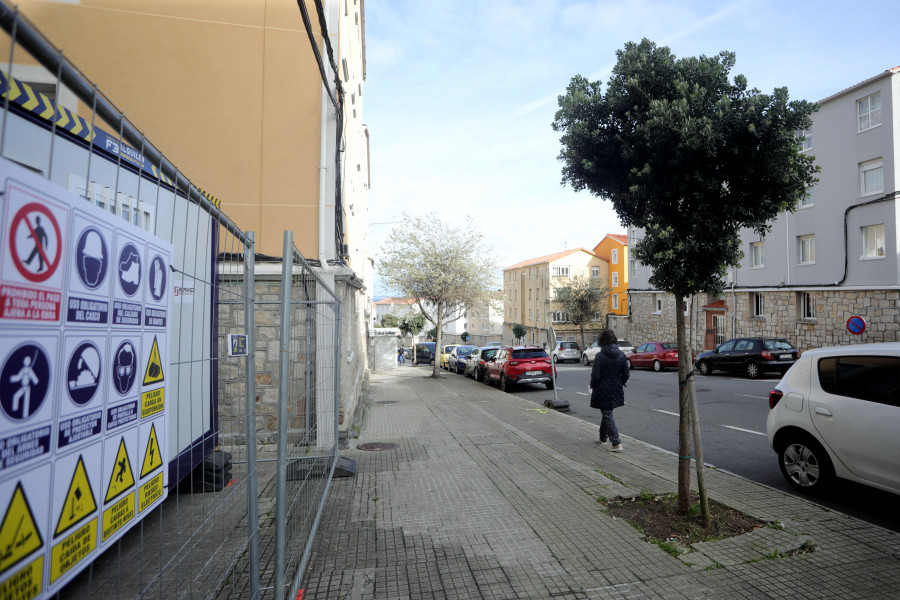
[140,424,163,478]
[143,336,164,386]
[0,482,43,575]
[105,438,135,504]
[55,455,97,537]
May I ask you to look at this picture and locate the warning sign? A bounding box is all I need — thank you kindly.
[142,336,164,386]
[104,438,134,504]
[140,424,162,479]
[138,473,163,515]
[0,482,43,575]
[101,492,134,543]
[0,554,42,599]
[54,455,97,537]
[50,518,96,584]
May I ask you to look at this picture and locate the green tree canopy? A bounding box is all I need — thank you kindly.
[553,274,609,349]
[398,311,426,341]
[380,313,400,328]
[512,323,526,343]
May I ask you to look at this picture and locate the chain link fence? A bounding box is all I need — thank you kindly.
[0,5,340,599]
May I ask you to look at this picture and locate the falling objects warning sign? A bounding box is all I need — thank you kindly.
[54,455,97,538]
[0,483,43,575]
[140,335,165,419]
[50,454,98,584]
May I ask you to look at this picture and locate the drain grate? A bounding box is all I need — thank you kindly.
[357,442,398,451]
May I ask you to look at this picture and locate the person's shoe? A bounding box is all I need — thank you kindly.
[608,444,623,452]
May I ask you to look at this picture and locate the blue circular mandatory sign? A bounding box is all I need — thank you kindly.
[67,341,102,406]
[76,227,109,290]
[846,315,866,335]
[118,242,142,297]
[112,340,137,396]
[0,343,51,421]
[148,255,167,302]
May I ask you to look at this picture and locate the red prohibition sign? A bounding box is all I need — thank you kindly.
[9,201,63,283]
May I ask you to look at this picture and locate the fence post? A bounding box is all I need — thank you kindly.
[274,232,293,600]
[333,298,342,459]
[244,232,261,600]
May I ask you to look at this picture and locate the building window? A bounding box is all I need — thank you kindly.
[655,296,663,313]
[591,266,600,278]
[536,311,540,322]
[798,128,812,151]
[592,310,603,321]
[682,299,689,316]
[552,311,569,323]
[860,159,883,196]
[611,249,618,264]
[800,292,817,320]
[800,187,814,208]
[751,242,764,267]
[862,224,886,258]
[612,272,619,288]
[752,293,765,317]
[799,235,815,264]
[857,92,882,132]
[551,266,569,278]
[612,294,619,310]
[528,289,532,300]
[528,309,532,320]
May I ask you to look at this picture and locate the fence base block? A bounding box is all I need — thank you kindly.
[543,398,570,411]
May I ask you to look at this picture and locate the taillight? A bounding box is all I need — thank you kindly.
[479,359,485,365]
[761,351,774,360]
[769,389,783,409]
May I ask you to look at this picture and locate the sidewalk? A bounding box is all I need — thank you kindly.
[300,366,900,599]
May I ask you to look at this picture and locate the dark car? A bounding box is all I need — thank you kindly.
[448,345,478,374]
[414,342,436,366]
[485,346,553,392]
[695,337,799,379]
[465,347,498,382]
[627,342,678,371]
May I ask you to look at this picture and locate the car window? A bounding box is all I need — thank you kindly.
[764,339,795,351]
[718,340,736,352]
[734,340,754,351]
[483,349,497,359]
[661,343,677,350]
[617,340,631,348]
[818,355,900,405]
[458,346,476,356]
[512,349,548,359]
[634,344,646,352]
[560,342,577,349]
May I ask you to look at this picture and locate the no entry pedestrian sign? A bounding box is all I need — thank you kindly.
[0,157,173,598]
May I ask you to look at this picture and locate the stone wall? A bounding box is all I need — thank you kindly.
[627,292,717,355]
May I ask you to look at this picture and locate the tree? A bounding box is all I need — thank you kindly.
[380,313,400,328]
[553,39,818,524]
[553,274,609,349]
[512,323,526,344]
[398,311,426,344]
[379,214,500,378]
[461,331,470,342]
[426,327,437,341]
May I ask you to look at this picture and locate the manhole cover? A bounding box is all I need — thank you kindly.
[357,442,398,451]
[376,400,398,404]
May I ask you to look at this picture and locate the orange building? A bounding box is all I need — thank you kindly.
[592,234,628,316]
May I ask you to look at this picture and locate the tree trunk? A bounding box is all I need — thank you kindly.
[579,324,585,351]
[675,294,710,526]
[432,302,443,378]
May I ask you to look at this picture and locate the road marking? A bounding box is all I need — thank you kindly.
[735,394,767,399]
[575,392,589,396]
[723,425,766,436]
[654,409,680,417]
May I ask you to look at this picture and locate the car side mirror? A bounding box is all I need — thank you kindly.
[713,348,719,353]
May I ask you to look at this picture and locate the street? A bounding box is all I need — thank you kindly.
[428,361,900,533]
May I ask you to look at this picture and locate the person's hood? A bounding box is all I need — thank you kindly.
[601,344,621,357]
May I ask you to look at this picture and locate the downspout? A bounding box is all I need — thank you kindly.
[319,83,330,261]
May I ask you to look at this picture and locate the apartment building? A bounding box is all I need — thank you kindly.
[592,234,629,316]
[465,291,504,346]
[502,248,610,347]
[373,297,416,326]
[628,67,900,353]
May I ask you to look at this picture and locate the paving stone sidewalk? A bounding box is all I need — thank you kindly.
[300,367,900,599]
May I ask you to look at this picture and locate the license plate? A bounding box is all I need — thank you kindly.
[525,370,543,376]
[779,354,792,360]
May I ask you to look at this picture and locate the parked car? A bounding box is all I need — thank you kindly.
[626,342,678,371]
[695,337,799,379]
[581,338,632,366]
[485,346,554,392]
[767,343,900,496]
[551,341,581,363]
[414,342,436,366]
[448,345,478,374]
[483,342,502,348]
[439,344,459,370]
[465,347,499,382]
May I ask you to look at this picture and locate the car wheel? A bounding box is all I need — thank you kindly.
[474,369,481,382]
[745,361,760,379]
[500,374,513,393]
[698,360,711,375]
[552,355,558,363]
[545,380,554,390]
[581,354,589,366]
[430,359,434,366]
[777,434,834,494]
[626,358,632,370]
[653,359,662,372]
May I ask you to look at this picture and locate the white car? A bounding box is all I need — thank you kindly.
[552,341,581,363]
[581,339,633,366]
[766,342,900,496]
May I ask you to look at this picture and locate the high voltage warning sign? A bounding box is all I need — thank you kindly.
[54,456,96,537]
[0,483,43,574]
[140,424,162,478]
[105,439,134,503]
[142,336,164,385]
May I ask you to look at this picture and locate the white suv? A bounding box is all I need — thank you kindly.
[766,342,900,496]
[552,341,581,363]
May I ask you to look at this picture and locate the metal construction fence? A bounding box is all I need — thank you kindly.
[0,5,340,599]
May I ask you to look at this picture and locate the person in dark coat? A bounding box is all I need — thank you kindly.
[589,329,630,451]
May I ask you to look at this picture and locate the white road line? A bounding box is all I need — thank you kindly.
[723,425,766,436]
[735,394,768,399]
[654,409,680,417]
[575,392,589,396]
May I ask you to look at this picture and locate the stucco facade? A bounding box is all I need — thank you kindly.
[592,234,629,316]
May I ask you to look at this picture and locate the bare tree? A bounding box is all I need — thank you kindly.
[553,274,610,349]
[379,214,499,378]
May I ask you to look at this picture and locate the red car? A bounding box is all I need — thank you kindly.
[485,346,554,392]
[626,342,678,371]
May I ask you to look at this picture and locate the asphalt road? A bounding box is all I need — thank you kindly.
[431,360,900,533]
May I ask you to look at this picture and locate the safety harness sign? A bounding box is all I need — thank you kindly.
[0,157,172,598]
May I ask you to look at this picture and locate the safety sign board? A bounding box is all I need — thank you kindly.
[847,315,866,335]
[0,156,172,596]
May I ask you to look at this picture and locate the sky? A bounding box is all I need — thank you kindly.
[363,0,900,296]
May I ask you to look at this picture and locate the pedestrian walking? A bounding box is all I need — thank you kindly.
[397,347,405,366]
[589,329,629,452]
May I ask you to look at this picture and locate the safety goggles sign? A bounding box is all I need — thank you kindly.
[0,157,172,598]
